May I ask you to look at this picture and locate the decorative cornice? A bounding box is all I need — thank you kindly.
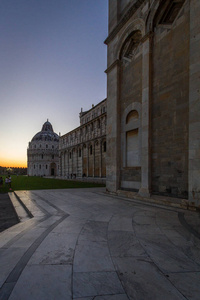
[104,0,146,45]
[105,59,120,74]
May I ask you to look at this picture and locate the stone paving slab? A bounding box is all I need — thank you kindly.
[0,188,199,300]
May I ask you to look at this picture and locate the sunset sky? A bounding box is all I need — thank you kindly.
[0,0,108,168]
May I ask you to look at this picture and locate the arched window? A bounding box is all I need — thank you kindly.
[120,30,142,64]
[126,109,140,167]
[103,141,106,152]
[90,145,93,155]
[126,110,139,123]
[122,106,141,168]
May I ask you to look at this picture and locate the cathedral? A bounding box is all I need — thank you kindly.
[27,120,59,176]
[59,99,107,180]
[27,0,200,210]
[105,0,200,208]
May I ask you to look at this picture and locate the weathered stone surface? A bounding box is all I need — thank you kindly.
[106,0,200,208]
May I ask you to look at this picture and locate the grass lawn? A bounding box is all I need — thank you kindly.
[0,175,105,193]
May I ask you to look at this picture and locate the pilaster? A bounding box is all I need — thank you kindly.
[106,60,120,192]
[188,0,200,207]
[138,34,152,198]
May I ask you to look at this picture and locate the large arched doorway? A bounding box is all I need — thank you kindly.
[50,163,56,176]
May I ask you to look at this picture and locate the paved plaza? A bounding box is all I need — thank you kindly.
[0,188,200,300]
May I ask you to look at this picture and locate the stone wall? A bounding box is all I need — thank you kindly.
[151,1,190,198]
[105,0,200,208]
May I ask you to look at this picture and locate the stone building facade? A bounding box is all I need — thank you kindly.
[59,99,107,179]
[105,0,200,208]
[27,120,59,176]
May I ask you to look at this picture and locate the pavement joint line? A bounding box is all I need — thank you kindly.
[178,212,200,240]
[0,213,69,300]
[130,217,191,300]
[0,216,50,250]
[106,216,128,298]
[31,191,67,215]
[13,192,33,219]
[21,191,52,218]
[71,217,90,299]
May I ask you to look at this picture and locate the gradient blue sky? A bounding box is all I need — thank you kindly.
[0,0,108,167]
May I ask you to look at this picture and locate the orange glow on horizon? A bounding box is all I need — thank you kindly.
[0,159,27,168]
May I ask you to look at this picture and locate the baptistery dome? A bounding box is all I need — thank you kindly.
[27,120,59,176]
[31,121,59,142]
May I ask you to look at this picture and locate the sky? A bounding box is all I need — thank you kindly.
[0,0,108,168]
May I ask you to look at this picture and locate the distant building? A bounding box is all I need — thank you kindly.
[27,120,59,176]
[59,99,106,179]
[105,0,200,208]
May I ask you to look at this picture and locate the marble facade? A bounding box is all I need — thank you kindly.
[59,100,107,179]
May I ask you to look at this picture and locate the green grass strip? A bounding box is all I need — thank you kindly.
[0,175,105,193]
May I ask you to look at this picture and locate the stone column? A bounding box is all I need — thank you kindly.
[100,140,102,178]
[67,151,69,177]
[81,145,84,177]
[59,152,62,177]
[105,60,121,192]
[188,0,200,207]
[87,144,89,177]
[93,142,95,177]
[64,151,66,177]
[61,152,64,177]
[138,34,152,198]
[76,147,78,177]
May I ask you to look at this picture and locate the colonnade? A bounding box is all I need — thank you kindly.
[59,138,106,178]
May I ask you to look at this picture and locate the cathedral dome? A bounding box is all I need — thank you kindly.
[31,120,59,142]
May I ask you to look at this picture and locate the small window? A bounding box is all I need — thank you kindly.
[70,152,71,159]
[52,155,54,159]
[46,165,48,169]
[90,145,93,155]
[79,149,81,157]
[46,145,48,148]
[42,154,44,159]
[39,165,41,169]
[52,145,54,149]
